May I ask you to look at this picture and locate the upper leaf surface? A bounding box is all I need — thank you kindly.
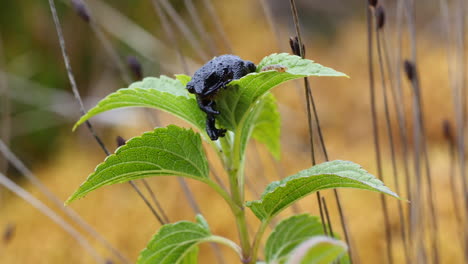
[286,236,347,264]
[265,214,324,263]
[73,76,205,132]
[66,125,209,204]
[246,160,400,220]
[137,215,210,264]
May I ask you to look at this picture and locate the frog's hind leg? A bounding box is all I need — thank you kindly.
[206,114,226,140]
[197,97,220,115]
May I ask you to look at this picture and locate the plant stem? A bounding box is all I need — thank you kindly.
[222,131,251,262]
[204,178,238,213]
[250,220,269,264]
[228,165,251,262]
[206,236,243,259]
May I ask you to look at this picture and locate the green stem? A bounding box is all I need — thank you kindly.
[221,132,251,262]
[204,178,239,213]
[204,235,243,259]
[250,220,270,264]
[229,166,251,262]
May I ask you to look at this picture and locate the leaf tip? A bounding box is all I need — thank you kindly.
[72,122,80,132]
[64,196,74,206]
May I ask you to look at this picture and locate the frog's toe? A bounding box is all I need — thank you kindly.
[217,128,227,138]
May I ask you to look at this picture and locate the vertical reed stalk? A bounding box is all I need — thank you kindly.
[289,1,353,263]
[367,3,393,263]
[376,13,410,262]
[48,0,163,225]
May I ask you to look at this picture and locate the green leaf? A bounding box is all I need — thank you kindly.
[286,236,347,264]
[265,214,324,263]
[66,125,209,204]
[180,247,199,264]
[137,215,210,264]
[73,76,205,132]
[252,93,281,159]
[138,215,241,264]
[216,53,346,162]
[217,53,347,131]
[246,160,400,221]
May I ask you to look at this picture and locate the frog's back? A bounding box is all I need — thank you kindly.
[188,54,256,94]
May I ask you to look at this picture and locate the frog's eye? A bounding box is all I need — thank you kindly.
[222,68,234,80]
[246,61,257,73]
[186,83,195,93]
[204,71,219,86]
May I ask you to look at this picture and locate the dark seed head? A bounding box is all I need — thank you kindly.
[127,56,143,80]
[289,36,300,56]
[442,120,454,143]
[116,136,126,147]
[369,0,378,7]
[376,6,385,30]
[403,60,416,81]
[289,36,305,57]
[71,0,90,23]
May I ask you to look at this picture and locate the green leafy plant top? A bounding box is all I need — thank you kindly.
[67,53,400,264]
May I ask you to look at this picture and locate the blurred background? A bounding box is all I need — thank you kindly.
[0,0,466,263]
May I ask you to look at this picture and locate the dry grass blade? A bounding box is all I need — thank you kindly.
[367,4,393,264]
[375,12,410,262]
[0,34,10,175]
[0,172,106,264]
[157,0,208,61]
[200,0,232,53]
[47,0,164,225]
[288,1,354,263]
[0,140,131,263]
[151,0,189,74]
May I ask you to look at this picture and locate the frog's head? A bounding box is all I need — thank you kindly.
[245,61,257,73]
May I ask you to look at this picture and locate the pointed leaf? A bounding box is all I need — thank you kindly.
[138,215,210,264]
[216,53,346,162]
[73,76,205,132]
[265,214,324,263]
[246,160,400,221]
[217,53,347,131]
[66,125,209,204]
[286,236,347,264]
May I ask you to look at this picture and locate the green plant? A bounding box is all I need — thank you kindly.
[66,53,400,264]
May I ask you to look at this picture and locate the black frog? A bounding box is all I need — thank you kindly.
[187,55,256,140]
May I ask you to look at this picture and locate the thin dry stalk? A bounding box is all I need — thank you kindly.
[0,140,131,263]
[0,34,10,175]
[200,0,233,53]
[443,120,464,253]
[151,0,189,74]
[375,14,410,262]
[157,0,208,61]
[288,1,353,262]
[0,173,105,264]
[367,4,393,263]
[47,0,164,224]
[184,0,218,56]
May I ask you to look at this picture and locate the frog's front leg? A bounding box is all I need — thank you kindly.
[197,97,219,115]
[206,113,226,140]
